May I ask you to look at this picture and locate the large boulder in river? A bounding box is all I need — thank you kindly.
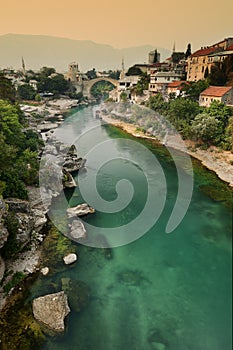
[32,291,70,333]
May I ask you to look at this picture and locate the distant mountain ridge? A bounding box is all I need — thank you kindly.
[0,34,170,72]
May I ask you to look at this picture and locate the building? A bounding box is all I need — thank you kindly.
[167,81,189,97]
[66,62,82,83]
[29,80,38,91]
[148,49,160,64]
[116,75,140,101]
[149,71,183,94]
[187,38,233,81]
[199,86,233,107]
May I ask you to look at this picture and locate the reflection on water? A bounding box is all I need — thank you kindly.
[31,106,231,350]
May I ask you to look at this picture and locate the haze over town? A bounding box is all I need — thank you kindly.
[0,0,232,51]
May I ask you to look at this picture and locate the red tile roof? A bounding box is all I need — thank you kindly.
[167,81,188,88]
[200,86,232,97]
[191,47,218,57]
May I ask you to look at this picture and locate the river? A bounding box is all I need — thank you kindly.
[31,105,232,350]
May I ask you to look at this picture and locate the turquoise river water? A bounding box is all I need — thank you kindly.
[31,106,232,350]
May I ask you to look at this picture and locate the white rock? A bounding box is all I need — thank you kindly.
[67,203,95,218]
[41,267,49,276]
[63,253,77,265]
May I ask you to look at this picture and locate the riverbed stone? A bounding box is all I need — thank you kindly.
[63,253,78,265]
[69,219,87,241]
[41,267,49,276]
[32,291,70,332]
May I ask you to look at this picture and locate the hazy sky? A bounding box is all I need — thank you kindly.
[1,0,232,51]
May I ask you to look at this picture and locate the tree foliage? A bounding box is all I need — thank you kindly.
[134,73,150,95]
[181,80,209,101]
[0,99,41,198]
[17,84,36,100]
[0,75,16,102]
[191,113,221,143]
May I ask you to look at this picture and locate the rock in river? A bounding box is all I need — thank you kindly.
[63,253,78,265]
[32,291,70,333]
[67,203,95,218]
[69,219,87,241]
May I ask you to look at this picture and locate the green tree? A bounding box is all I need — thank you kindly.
[182,80,209,101]
[191,113,221,143]
[86,68,97,80]
[146,94,168,113]
[0,75,16,102]
[120,92,128,101]
[134,73,150,95]
[49,74,69,94]
[0,99,22,144]
[108,70,120,80]
[17,84,36,100]
[40,67,56,77]
[207,100,231,127]
[167,97,201,123]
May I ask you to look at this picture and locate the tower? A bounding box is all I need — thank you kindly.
[67,62,80,83]
[148,49,160,64]
[172,42,176,54]
[120,57,125,80]
[22,57,26,76]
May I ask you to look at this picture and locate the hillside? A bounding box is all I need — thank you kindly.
[0,34,170,72]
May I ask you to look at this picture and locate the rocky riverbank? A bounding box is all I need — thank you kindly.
[100,111,233,188]
[0,98,89,311]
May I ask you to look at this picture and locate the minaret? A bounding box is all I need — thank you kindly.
[22,57,26,76]
[120,57,125,80]
[172,42,176,54]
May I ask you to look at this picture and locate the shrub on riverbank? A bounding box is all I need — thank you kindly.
[146,95,233,150]
[0,99,41,199]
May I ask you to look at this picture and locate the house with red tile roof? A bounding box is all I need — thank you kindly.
[167,81,189,97]
[199,86,233,107]
[187,38,233,81]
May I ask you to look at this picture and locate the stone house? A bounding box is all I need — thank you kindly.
[199,86,233,107]
[187,38,233,81]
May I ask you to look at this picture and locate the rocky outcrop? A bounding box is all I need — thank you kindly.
[37,122,59,132]
[67,203,95,218]
[4,199,34,246]
[32,291,70,333]
[62,169,77,189]
[63,145,86,173]
[63,253,77,265]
